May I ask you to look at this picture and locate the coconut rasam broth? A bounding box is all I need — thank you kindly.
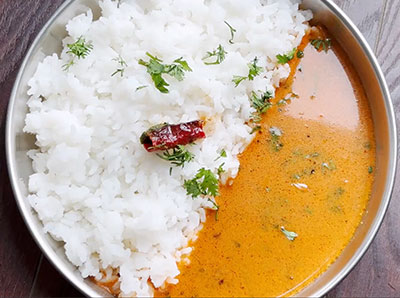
[153,29,375,297]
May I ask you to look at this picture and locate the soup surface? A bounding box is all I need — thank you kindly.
[155,30,375,297]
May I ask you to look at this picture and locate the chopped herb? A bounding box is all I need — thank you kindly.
[368,166,374,174]
[203,44,227,65]
[281,226,298,241]
[63,36,93,70]
[184,168,219,198]
[138,53,192,93]
[233,57,264,86]
[311,38,332,52]
[215,149,227,161]
[217,163,225,175]
[208,198,220,221]
[248,57,263,80]
[220,149,227,158]
[269,126,282,137]
[62,60,75,71]
[250,125,261,134]
[224,21,237,44]
[157,145,194,167]
[297,50,304,58]
[111,55,128,77]
[276,48,296,64]
[250,113,262,123]
[269,127,283,151]
[232,75,248,87]
[250,90,273,114]
[136,85,148,91]
[265,187,271,193]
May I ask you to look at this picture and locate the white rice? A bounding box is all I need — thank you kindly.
[24,0,311,296]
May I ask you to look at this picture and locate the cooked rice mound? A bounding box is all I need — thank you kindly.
[24,0,311,296]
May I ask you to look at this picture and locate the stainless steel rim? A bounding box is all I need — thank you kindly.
[5,1,97,297]
[5,0,397,297]
[311,0,397,296]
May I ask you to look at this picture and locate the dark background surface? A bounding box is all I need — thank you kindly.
[0,0,399,297]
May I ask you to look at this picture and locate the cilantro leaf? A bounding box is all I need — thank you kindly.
[224,21,237,44]
[232,75,248,87]
[233,57,264,86]
[250,90,273,114]
[202,45,227,65]
[184,168,220,198]
[276,48,296,64]
[139,53,192,93]
[311,38,332,52]
[157,145,194,168]
[248,57,263,80]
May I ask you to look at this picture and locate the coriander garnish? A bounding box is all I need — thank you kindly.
[250,90,273,114]
[311,38,332,52]
[63,36,93,70]
[208,198,220,221]
[233,57,264,87]
[217,163,225,175]
[368,166,374,174]
[297,50,304,58]
[224,21,237,44]
[232,75,248,87]
[157,145,194,168]
[281,226,298,241]
[215,149,227,161]
[248,57,263,80]
[111,55,128,77]
[203,45,227,65]
[276,48,296,64]
[135,85,148,91]
[269,127,283,151]
[138,53,192,93]
[184,168,219,198]
[250,125,261,134]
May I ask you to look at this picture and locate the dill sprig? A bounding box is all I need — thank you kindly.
[202,45,227,65]
[224,21,237,44]
[138,53,192,93]
[111,55,128,77]
[157,145,194,167]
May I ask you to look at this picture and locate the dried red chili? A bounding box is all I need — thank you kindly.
[140,120,206,152]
